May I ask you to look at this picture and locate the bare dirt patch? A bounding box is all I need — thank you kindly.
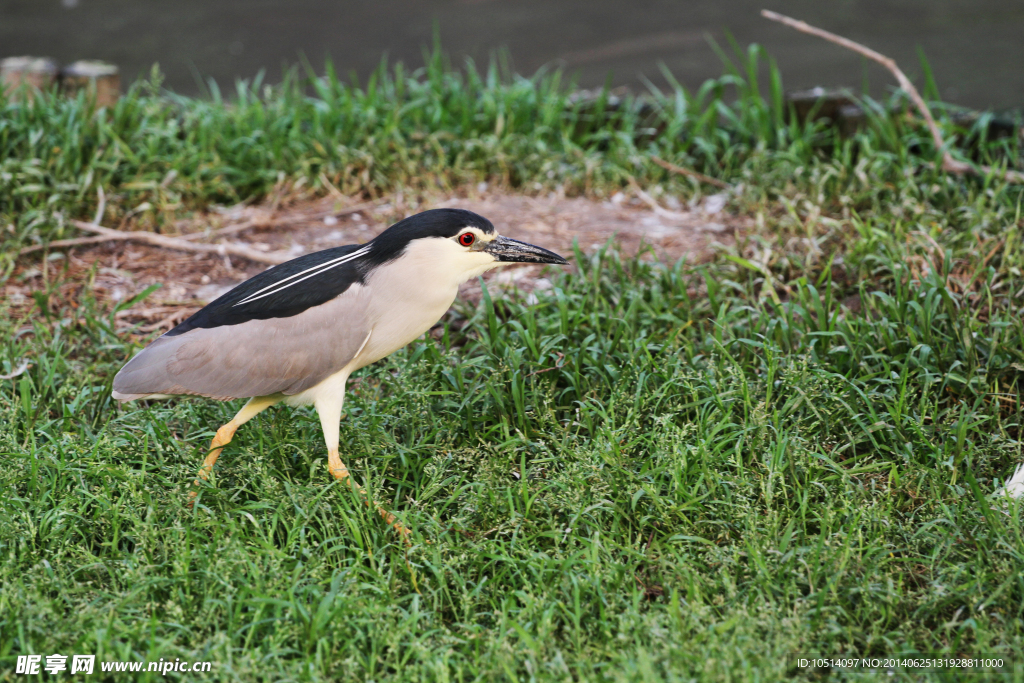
[6,190,744,333]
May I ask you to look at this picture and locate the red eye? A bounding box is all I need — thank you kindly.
[458,232,475,247]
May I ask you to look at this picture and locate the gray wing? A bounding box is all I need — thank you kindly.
[112,284,371,400]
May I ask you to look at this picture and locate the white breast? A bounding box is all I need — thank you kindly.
[355,237,493,367]
[283,235,500,407]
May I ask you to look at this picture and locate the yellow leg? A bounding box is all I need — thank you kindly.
[188,395,281,505]
[316,384,410,544]
[327,448,411,544]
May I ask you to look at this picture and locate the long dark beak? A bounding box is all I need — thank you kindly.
[484,236,568,265]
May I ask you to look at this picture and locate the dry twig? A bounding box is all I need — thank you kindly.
[136,310,195,333]
[526,352,565,377]
[18,221,290,263]
[329,201,378,219]
[0,360,32,380]
[18,234,129,254]
[319,172,346,200]
[19,199,381,261]
[112,306,199,334]
[627,178,693,221]
[649,156,731,189]
[93,185,107,226]
[65,220,292,265]
[178,218,268,242]
[761,10,1024,184]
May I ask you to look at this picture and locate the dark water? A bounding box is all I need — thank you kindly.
[2,0,1022,111]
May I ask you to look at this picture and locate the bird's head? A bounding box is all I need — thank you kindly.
[367,208,568,284]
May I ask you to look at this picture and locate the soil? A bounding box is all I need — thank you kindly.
[5,189,744,334]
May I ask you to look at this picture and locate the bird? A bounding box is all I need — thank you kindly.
[112,208,568,539]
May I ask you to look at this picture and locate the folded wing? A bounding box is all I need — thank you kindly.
[113,245,373,400]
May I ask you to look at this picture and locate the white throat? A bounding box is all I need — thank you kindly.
[356,236,503,366]
[398,235,502,288]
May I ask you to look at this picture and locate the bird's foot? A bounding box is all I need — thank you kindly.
[328,452,410,546]
[186,421,239,509]
[375,507,412,545]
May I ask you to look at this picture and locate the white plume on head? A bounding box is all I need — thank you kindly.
[993,464,1024,499]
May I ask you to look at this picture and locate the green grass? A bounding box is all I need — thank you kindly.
[3,44,1024,681]
[2,42,1020,260]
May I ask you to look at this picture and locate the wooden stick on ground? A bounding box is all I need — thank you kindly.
[628,178,692,221]
[65,220,291,265]
[649,156,731,189]
[19,199,382,261]
[93,185,107,226]
[19,222,289,264]
[0,360,33,380]
[18,234,127,255]
[761,10,1024,184]
[177,218,272,242]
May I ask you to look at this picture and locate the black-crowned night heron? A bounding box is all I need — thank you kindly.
[112,208,567,539]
